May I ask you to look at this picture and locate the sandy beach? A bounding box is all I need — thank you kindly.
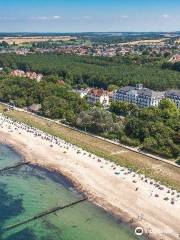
[0,114,180,240]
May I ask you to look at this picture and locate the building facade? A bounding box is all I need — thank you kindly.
[165,90,180,109]
[74,89,90,99]
[113,84,165,108]
[11,69,43,82]
[87,88,111,107]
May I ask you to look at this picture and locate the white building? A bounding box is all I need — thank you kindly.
[113,84,165,108]
[36,74,43,82]
[165,90,180,109]
[87,88,111,107]
[74,89,89,99]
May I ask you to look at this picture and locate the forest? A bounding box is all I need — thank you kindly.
[0,53,180,90]
[0,53,179,159]
[162,61,180,72]
[123,100,180,158]
[109,100,180,158]
[0,75,89,121]
[0,74,179,159]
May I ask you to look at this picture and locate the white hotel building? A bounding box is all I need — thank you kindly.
[165,90,180,109]
[113,84,165,108]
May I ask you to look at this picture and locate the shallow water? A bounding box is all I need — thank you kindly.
[0,144,23,169]
[0,144,144,240]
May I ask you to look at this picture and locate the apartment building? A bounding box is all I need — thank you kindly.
[165,90,180,109]
[87,88,111,107]
[113,84,165,107]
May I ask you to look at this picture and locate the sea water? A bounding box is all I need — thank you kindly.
[0,144,144,240]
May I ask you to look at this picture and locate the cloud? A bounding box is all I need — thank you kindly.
[121,15,129,19]
[30,16,62,20]
[53,16,61,19]
[161,14,169,19]
[0,16,16,20]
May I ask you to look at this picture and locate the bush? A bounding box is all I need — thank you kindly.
[120,136,140,147]
[176,159,180,165]
[100,132,117,140]
[142,145,174,159]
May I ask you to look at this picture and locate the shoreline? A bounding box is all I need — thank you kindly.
[0,140,139,237]
[1,101,178,169]
[0,139,147,240]
[1,104,180,192]
[0,115,180,240]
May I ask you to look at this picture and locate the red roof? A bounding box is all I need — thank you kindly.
[170,54,180,63]
[88,88,110,97]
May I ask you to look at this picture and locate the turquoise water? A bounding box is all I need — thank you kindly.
[0,144,23,169]
[0,144,144,240]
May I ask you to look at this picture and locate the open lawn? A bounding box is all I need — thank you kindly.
[0,104,180,191]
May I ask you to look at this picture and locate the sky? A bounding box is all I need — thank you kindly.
[0,0,180,32]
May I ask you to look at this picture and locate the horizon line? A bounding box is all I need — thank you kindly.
[0,31,180,34]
